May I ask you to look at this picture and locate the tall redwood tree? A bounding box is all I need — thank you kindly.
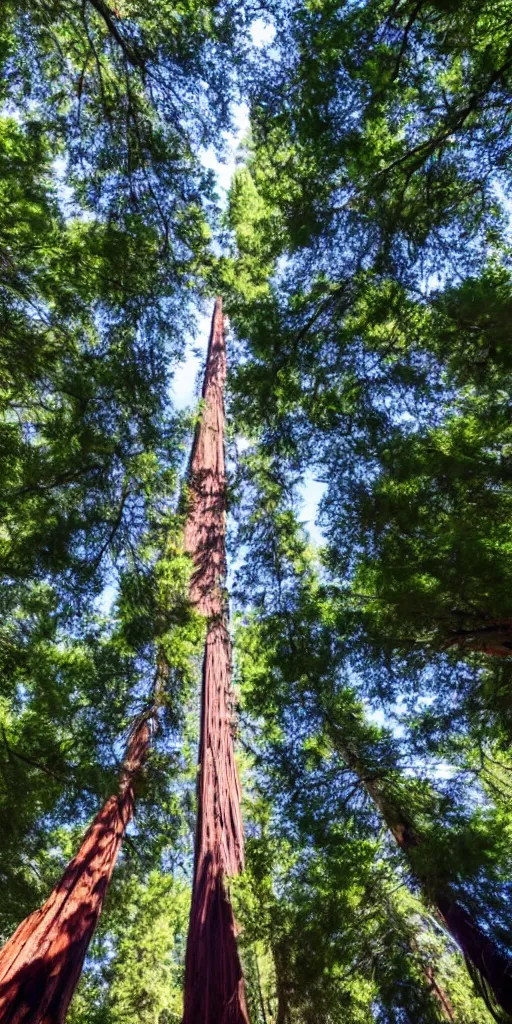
[182,298,249,1024]
[329,728,512,1019]
[0,711,155,1024]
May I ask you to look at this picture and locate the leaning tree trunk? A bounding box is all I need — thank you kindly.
[0,712,154,1024]
[407,920,456,1021]
[422,963,456,1022]
[330,731,512,1019]
[182,298,249,1024]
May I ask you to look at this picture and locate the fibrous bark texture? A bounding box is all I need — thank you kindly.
[0,714,152,1024]
[183,298,249,1024]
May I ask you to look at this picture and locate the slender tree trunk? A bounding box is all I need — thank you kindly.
[329,731,512,1018]
[254,951,268,1024]
[408,927,456,1022]
[182,298,249,1024]
[422,964,456,1022]
[0,712,153,1024]
[273,945,290,1024]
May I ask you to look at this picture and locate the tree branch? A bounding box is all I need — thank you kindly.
[86,0,146,72]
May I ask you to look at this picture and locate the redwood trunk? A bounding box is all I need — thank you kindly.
[409,924,456,1021]
[183,298,248,1024]
[435,897,512,1016]
[446,621,512,657]
[0,715,152,1024]
[334,738,512,1017]
[374,790,512,1015]
[423,964,456,1022]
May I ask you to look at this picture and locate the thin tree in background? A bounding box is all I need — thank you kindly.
[0,709,156,1024]
[328,725,512,1019]
[182,298,249,1024]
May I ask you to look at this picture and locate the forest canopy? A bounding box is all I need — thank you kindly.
[1,0,512,1022]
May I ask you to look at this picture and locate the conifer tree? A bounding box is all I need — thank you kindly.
[325,717,512,1019]
[0,710,155,1024]
[183,298,249,1024]
[233,475,512,1022]
[5,0,512,1018]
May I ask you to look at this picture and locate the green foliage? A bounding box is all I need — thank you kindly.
[232,489,512,1020]
[4,0,512,1018]
[68,871,190,1024]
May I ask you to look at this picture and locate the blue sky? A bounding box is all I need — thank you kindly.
[171,19,326,546]
[99,15,322,617]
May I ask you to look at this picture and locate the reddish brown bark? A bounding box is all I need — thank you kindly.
[446,621,512,657]
[183,298,249,1024]
[0,714,153,1024]
[323,724,512,1016]
[423,964,456,1022]
[361,769,512,1017]
[435,897,512,1016]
